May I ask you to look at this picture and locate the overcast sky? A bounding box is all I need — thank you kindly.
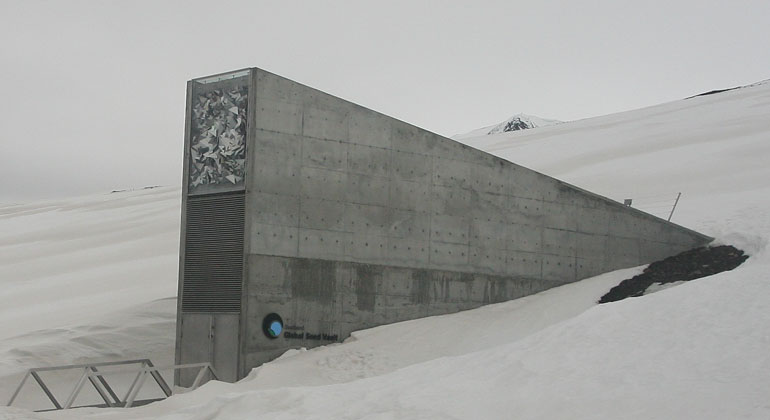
[1,0,769,201]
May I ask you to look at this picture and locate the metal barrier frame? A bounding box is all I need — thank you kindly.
[7,359,218,411]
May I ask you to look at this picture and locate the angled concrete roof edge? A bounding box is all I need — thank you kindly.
[553,180,714,243]
[192,66,713,244]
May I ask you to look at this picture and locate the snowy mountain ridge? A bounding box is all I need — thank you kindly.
[453,113,561,139]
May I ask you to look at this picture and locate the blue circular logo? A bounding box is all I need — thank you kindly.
[262,313,283,339]
[268,320,282,337]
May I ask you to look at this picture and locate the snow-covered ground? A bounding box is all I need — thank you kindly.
[0,188,181,410]
[1,80,769,419]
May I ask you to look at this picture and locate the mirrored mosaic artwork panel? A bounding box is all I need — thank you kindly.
[189,86,248,192]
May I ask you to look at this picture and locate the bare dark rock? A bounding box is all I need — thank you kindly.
[599,245,749,304]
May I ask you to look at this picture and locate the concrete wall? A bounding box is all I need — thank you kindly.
[237,68,712,376]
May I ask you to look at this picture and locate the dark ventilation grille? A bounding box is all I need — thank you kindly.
[182,192,245,313]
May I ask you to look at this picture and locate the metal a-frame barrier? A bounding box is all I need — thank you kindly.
[6,359,218,411]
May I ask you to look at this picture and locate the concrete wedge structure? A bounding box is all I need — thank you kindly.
[175,68,711,385]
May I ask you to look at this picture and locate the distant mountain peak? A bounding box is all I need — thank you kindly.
[486,114,562,134]
[453,113,561,140]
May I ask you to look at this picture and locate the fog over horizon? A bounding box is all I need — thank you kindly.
[2,0,769,202]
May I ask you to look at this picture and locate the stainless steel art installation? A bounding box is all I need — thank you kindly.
[189,87,248,192]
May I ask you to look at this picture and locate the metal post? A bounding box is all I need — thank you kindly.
[30,371,62,410]
[668,192,681,221]
[124,371,148,408]
[7,371,31,407]
[207,364,220,381]
[145,360,172,397]
[122,361,147,405]
[190,366,209,390]
[90,366,121,406]
[63,369,89,409]
[87,370,116,407]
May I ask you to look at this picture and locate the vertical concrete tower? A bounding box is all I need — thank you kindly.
[175,68,711,385]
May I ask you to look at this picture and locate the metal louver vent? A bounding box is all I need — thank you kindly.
[182,192,245,313]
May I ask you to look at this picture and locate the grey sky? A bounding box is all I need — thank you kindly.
[1,0,769,201]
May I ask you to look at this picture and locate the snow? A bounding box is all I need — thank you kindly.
[0,188,180,408]
[2,80,770,419]
[0,187,179,342]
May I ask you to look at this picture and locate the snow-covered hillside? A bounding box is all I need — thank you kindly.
[2,80,770,419]
[0,187,181,409]
[453,113,561,139]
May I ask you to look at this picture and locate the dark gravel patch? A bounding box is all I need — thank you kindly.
[599,245,749,304]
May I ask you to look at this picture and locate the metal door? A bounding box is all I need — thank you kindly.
[179,314,239,386]
[212,314,239,382]
[179,313,212,387]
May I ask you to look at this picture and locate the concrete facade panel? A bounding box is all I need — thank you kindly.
[350,234,389,262]
[389,209,430,240]
[302,106,348,141]
[347,173,391,206]
[388,237,431,266]
[575,232,608,259]
[392,150,432,183]
[377,268,414,296]
[251,159,301,196]
[539,177,566,204]
[576,257,606,279]
[576,207,610,235]
[433,157,471,189]
[255,98,302,135]
[431,185,471,217]
[430,241,470,268]
[542,254,577,282]
[470,219,508,249]
[507,223,543,253]
[249,222,298,257]
[346,203,391,236]
[640,240,678,262]
[506,166,543,199]
[300,166,347,201]
[255,69,303,103]
[542,228,577,257]
[471,191,508,223]
[390,120,428,154]
[252,130,301,163]
[470,163,508,194]
[349,107,392,148]
[542,202,578,231]
[469,246,507,274]
[348,143,392,178]
[245,254,289,294]
[553,184,601,209]
[389,179,432,212]
[248,192,299,227]
[301,137,348,171]
[431,214,470,245]
[298,228,351,260]
[605,236,642,268]
[506,196,544,227]
[299,197,347,232]
[505,250,542,278]
[670,228,704,247]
